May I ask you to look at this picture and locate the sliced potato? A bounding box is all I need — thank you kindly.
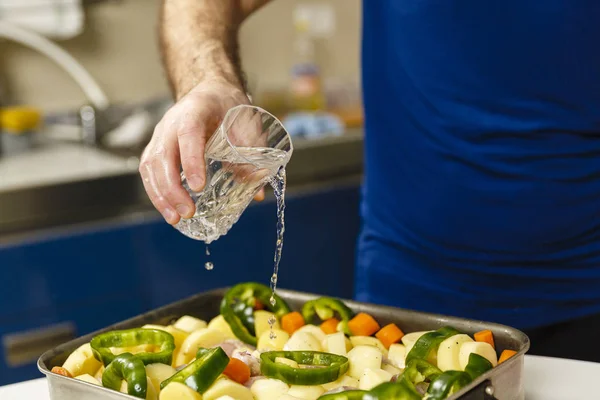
[74,374,100,385]
[321,375,359,391]
[62,343,102,377]
[437,334,474,371]
[295,325,326,343]
[208,315,237,340]
[287,384,325,400]
[250,378,289,400]
[159,382,202,400]
[358,368,393,390]
[275,357,299,368]
[324,332,348,356]
[142,324,190,367]
[459,341,498,370]
[387,343,406,369]
[176,328,225,366]
[382,363,401,376]
[146,377,159,400]
[120,380,128,394]
[258,329,290,351]
[278,395,303,400]
[173,316,207,333]
[284,331,322,352]
[255,310,281,339]
[146,363,177,393]
[347,345,383,379]
[204,377,254,400]
[401,331,431,354]
[349,336,388,355]
[94,365,105,382]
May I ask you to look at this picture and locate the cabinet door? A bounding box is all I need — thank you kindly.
[0,293,144,385]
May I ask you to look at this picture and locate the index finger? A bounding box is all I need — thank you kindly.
[177,109,211,192]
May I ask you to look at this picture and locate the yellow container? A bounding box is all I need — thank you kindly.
[0,107,42,133]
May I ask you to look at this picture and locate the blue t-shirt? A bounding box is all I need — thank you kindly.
[357,1,600,329]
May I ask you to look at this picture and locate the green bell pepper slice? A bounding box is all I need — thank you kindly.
[405,327,461,364]
[302,297,354,335]
[426,353,494,399]
[426,370,472,400]
[160,347,229,393]
[464,353,493,380]
[101,353,147,399]
[318,390,367,400]
[364,359,441,400]
[363,380,421,400]
[260,351,349,385]
[220,282,292,346]
[91,328,176,366]
[401,358,442,385]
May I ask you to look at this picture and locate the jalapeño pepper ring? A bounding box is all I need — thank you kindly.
[221,282,291,346]
[160,346,229,393]
[101,353,147,399]
[260,351,349,385]
[302,297,354,335]
[91,328,175,366]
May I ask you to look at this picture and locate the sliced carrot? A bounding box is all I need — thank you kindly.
[320,318,340,335]
[254,299,265,310]
[474,329,495,349]
[223,357,251,384]
[51,366,73,378]
[498,349,517,364]
[281,311,305,334]
[375,323,405,348]
[348,312,380,337]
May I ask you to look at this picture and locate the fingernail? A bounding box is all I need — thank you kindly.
[188,174,204,191]
[163,208,179,224]
[176,204,191,217]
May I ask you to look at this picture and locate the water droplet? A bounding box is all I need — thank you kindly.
[269,331,277,340]
[205,245,211,256]
[269,295,276,307]
[205,262,214,270]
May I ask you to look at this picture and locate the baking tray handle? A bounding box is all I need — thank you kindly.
[458,379,498,400]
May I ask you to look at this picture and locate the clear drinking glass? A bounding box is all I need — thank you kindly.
[174,105,293,243]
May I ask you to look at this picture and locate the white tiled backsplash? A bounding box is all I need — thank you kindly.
[0,0,360,112]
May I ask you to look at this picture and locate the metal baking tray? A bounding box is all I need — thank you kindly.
[38,287,529,400]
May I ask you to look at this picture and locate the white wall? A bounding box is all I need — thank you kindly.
[0,0,361,112]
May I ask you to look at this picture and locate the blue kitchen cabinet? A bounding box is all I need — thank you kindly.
[0,184,361,385]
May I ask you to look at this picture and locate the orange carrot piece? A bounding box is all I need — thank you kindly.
[474,330,495,349]
[254,299,265,310]
[281,311,305,334]
[51,366,73,378]
[348,312,381,336]
[223,357,251,384]
[320,318,340,334]
[498,349,517,364]
[375,323,405,348]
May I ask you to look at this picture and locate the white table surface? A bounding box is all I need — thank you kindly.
[0,355,598,399]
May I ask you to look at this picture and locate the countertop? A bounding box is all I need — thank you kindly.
[0,143,138,193]
[1,355,598,399]
[0,132,364,237]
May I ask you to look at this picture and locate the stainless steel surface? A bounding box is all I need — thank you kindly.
[0,130,363,237]
[38,287,529,400]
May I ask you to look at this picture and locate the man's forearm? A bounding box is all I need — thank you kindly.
[160,0,270,100]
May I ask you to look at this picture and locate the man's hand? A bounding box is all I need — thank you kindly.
[139,80,250,225]
[141,0,272,225]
